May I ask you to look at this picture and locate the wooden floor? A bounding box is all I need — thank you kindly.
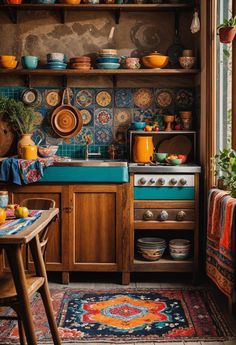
[47,272,236,345]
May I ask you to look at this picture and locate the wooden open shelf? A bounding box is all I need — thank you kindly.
[133,258,194,272]
[134,221,195,230]
[0,3,193,23]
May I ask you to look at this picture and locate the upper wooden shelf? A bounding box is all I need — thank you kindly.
[0,3,194,23]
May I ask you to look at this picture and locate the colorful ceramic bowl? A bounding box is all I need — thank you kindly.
[96,57,120,63]
[142,51,169,69]
[47,52,65,62]
[167,158,182,166]
[21,56,39,70]
[0,60,18,69]
[131,121,146,130]
[38,145,59,157]
[99,49,118,55]
[154,152,168,162]
[96,62,120,69]
[179,56,196,69]
[0,55,16,63]
[60,0,81,3]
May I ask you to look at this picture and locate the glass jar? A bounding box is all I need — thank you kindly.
[0,191,9,208]
[133,136,154,163]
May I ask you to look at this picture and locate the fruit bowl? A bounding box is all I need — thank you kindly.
[167,158,182,166]
[38,145,59,158]
[142,52,169,69]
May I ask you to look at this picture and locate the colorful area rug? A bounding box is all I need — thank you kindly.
[0,288,235,344]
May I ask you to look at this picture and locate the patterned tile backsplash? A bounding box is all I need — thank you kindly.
[0,87,195,159]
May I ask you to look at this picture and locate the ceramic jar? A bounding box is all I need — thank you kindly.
[21,145,38,160]
[180,111,192,130]
[133,136,154,163]
[17,134,36,158]
[124,57,140,69]
[179,56,196,69]
[0,191,8,209]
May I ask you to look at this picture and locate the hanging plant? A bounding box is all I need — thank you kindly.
[217,15,236,44]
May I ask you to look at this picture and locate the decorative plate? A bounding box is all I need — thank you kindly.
[45,90,61,107]
[33,111,44,126]
[95,126,113,145]
[133,88,153,109]
[115,89,132,108]
[76,89,93,108]
[95,108,112,126]
[21,88,42,107]
[156,89,173,108]
[80,109,93,125]
[114,108,131,126]
[96,91,112,107]
[175,89,194,107]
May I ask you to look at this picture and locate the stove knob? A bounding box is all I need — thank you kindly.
[149,178,156,184]
[143,210,154,220]
[176,210,186,221]
[170,178,177,185]
[159,210,169,221]
[180,178,187,186]
[158,178,165,185]
[139,177,147,185]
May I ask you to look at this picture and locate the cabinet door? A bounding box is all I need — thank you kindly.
[8,184,69,272]
[69,184,123,271]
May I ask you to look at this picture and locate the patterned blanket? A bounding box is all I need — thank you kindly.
[206,188,236,298]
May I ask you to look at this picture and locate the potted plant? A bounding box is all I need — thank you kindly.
[213,148,236,198]
[0,96,37,155]
[217,15,236,43]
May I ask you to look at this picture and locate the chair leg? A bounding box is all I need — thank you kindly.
[17,318,27,345]
[39,285,61,345]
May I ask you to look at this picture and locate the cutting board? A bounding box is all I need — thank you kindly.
[158,135,192,155]
[0,118,15,157]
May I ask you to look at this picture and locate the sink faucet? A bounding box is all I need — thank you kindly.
[84,136,101,160]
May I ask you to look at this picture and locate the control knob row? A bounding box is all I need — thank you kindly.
[143,210,186,221]
[139,178,187,186]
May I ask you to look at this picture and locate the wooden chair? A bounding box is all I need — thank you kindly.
[0,198,60,345]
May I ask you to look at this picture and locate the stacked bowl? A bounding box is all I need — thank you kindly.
[137,237,166,261]
[70,56,91,70]
[0,55,18,69]
[169,239,191,260]
[46,53,67,70]
[96,49,120,69]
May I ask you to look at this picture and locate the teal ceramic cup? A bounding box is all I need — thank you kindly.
[154,152,168,162]
[21,55,39,69]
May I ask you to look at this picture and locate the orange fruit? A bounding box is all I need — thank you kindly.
[0,208,6,225]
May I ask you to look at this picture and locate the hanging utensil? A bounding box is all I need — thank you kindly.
[50,88,83,139]
[167,12,184,67]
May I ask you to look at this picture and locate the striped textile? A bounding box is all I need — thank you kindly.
[206,188,236,298]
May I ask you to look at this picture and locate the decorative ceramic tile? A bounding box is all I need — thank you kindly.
[75,127,94,145]
[155,89,174,108]
[95,108,113,126]
[95,90,112,107]
[33,111,44,126]
[113,126,128,145]
[114,108,132,126]
[45,90,61,107]
[133,88,153,109]
[75,89,94,108]
[175,89,194,108]
[95,126,113,145]
[80,109,93,126]
[133,108,154,122]
[32,128,46,146]
[115,89,132,108]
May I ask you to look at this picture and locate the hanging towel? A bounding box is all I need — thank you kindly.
[206,188,236,299]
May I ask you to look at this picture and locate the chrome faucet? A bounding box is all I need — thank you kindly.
[84,136,101,160]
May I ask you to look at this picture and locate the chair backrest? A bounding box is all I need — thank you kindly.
[21,198,56,258]
[21,198,55,210]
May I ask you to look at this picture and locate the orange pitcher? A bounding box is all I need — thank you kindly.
[133,136,154,163]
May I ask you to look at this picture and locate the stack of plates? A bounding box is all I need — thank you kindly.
[137,237,166,261]
[70,56,91,70]
[45,52,67,70]
[96,49,120,69]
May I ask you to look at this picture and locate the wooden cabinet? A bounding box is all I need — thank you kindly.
[4,182,130,283]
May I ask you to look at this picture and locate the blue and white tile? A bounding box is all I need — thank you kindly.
[95,126,113,145]
[115,88,133,108]
[75,89,94,108]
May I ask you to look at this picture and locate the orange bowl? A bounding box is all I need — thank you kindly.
[0,60,18,69]
[60,0,81,3]
[0,55,16,63]
[142,53,169,69]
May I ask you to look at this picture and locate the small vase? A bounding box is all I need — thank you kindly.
[17,134,35,158]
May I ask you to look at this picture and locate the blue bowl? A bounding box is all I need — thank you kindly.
[21,56,39,70]
[96,63,120,69]
[98,54,118,58]
[131,121,146,130]
[96,57,120,63]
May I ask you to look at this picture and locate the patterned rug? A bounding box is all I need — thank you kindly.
[0,288,235,344]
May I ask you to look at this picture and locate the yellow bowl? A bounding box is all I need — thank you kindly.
[1,60,18,69]
[142,54,169,69]
[60,0,81,3]
[0,55,17,63]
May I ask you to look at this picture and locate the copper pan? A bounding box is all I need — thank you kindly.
[51,88,83,138]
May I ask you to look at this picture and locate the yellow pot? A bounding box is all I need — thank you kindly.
[17,134,36,158]
[142,51,169,69]
[21,145,38,160]
[133,136,154,163]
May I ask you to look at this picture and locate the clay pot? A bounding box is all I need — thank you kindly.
[219,27,236,43]
[17,134,35,158]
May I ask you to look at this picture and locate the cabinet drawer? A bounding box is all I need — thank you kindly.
[134,208,195,221]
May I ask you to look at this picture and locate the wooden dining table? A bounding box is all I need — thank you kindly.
[0,208,61,345]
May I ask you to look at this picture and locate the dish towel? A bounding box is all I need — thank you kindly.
[206,188,236,299]
[0,157,53,185]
